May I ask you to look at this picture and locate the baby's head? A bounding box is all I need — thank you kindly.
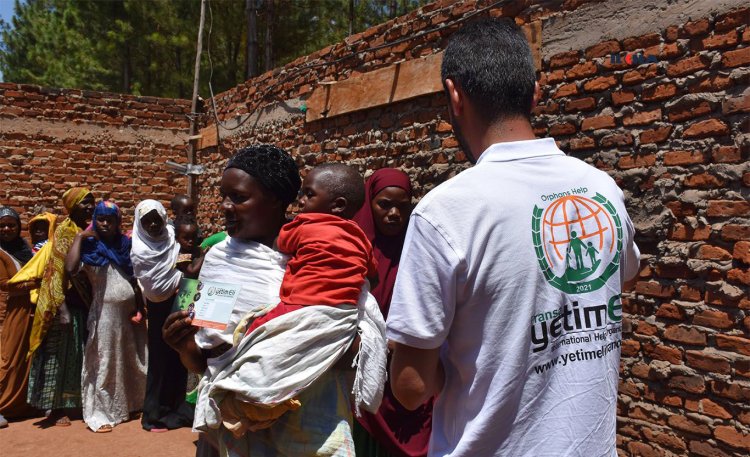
[174,214,199,253]
[298,163,365,220]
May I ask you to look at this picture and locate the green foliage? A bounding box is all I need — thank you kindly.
[0,0,429,98]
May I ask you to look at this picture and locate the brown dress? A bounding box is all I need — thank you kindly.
[0,249,37,418]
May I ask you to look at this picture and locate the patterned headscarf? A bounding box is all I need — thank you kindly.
[29,187,93,356]
[81,200,133,276]
[0,206,33,265]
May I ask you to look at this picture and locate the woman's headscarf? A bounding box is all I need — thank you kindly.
[131,200,181,302]
[29,212,58,252]
[0,206,33,265]
[352,168,413,313]
[81,200,133,276]
[29,187,92,356]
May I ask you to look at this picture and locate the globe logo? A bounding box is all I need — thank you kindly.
[532,193,623,294]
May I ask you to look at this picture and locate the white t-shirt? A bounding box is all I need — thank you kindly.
[387,138,640,457]
[195,236,288,350]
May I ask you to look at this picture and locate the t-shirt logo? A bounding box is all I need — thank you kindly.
[532,193,623,294]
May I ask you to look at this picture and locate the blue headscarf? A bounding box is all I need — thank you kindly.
[81,200,133,276]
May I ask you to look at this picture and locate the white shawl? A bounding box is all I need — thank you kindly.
[194,287,388,433]
[130,200,181,302]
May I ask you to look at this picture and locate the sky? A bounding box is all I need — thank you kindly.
[0,0,17,81]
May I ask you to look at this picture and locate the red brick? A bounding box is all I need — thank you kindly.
[686,350,731,374]
[722,224,750,241]
[655,263,697,279]
[663,325,707,345]
[684,173,726,188]
[712,146,742,163]
[693,309,734,329]
[689,74,733,93]
[656,303,686,320]
[643,343,683,364]
[669,223,711,241]
[565,61,597,80]
[622,65,659,85]
[689,439,732,457]
[716,334,750,355]
[665,26,680,42]
[664,150,706,166]
[722,92,750,115]
[715,8,750,32]
[621,339,641,357]
[569,136,595,151]
[667,54,709,77]
[668,414,711,435]
[623,33,662,51]
[618,154,656,170]
[683,19,710,37]
[712,380,750,401]
[639,126,672,144]
[623,109,662,126]
[728,268,750,285]
[552,82,578,99]
[585,40,621,59]
[549,50,580,69]
[532,101,559,115]
[668,100,713,122]
[546,69,566,84]
[735,241,750,263]
[581,114,615,131]
[549,122,577,136]
[611,90,635,106]
[599,133,634,148]
[708,200,750,217]
[715,426,750,451]
[701,29,740,50]
[642,83,678,101]
[627,441,660,457]
[683,119,730,138]
[722,47,750,68]
[564,97,596,112]
[583,75,618,92]
[642,427,688,451]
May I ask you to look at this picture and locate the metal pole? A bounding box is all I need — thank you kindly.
[187,0,207,201]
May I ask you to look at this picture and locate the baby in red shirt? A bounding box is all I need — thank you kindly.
[244,163,378,335]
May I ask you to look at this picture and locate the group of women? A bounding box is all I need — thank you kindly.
[0,144,433,457]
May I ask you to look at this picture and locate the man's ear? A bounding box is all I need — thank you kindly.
[330,196,348,216]
[444,78,464,118]
[531,81,541,111]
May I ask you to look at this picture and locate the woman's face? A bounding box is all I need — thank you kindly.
[0,216,20,243]
[70,194,95,229]
[95,214,118,241]
[30,220,50,245]
[371,186,412,237]
[220,168,286,245]
[140,209,164,238]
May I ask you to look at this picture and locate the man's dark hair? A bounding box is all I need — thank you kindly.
[226,144,302,206]
[312,163,365,219]
[173,213,198,232]
[441,18,536,123]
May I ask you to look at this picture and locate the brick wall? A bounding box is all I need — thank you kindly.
[198,1,749,455]
[0,84,191,228]
[0,0,747,454]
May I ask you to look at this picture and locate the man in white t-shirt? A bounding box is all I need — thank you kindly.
[387,18,640,457]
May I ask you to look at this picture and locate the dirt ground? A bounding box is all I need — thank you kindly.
[0,415,198,457]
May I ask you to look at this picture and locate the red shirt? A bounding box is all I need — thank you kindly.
[278,213,377,307]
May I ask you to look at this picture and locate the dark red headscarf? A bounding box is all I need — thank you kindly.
[353,168,433,457]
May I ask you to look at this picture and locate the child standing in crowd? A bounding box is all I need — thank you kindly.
[174,214,204,279]
[28,212,57,253]
[65,200,147,433]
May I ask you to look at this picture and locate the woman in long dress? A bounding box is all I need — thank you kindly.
[65,200,147,432]
[0,207,37,427]
[131,199,192,431]
[27,188,94,427]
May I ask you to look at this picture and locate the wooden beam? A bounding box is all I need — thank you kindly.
[305,21,542,122]
[197,123,218,150]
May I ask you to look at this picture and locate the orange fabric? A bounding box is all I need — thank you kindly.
[278,213,377,307]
